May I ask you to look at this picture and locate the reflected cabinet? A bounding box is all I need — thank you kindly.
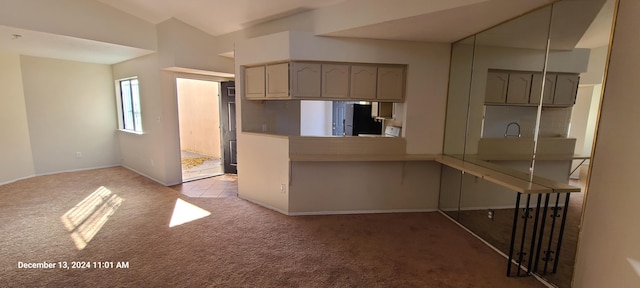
[439,0,615,287]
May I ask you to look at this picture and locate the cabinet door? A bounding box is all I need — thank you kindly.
[530,73,556,105]
[350,65,377,100]
[266,63,289,99]
[244,66,265,99]
[371,102,393,118]
[506,72,533,104]
[322,64,350,99]
[485,71,509,103]
[377,66,405,101]
[553,74,580,106]
[291,62,321,98]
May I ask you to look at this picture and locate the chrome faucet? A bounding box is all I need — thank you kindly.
[504,122,521,138]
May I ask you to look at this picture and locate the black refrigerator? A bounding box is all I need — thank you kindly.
[344,104,382,136]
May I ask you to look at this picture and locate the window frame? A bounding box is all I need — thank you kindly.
[116,77,143,134]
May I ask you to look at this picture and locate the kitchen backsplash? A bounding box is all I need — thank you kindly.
[483,106,572,138]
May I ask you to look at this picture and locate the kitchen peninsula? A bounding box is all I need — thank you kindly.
[234,31,450,215]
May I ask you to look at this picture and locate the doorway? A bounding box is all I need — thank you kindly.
[176,78,223,181]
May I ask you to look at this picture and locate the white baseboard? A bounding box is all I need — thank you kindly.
[0,164,120,187]
[237,195,290,215]
[120,165,172,186]
[237,195,437,216]
[288,208,437,216]
[0,174,36,186]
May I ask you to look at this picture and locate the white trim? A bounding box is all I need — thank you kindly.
[288,208,437,216]
[458,203,567,211]
[117,129,144,135]
[120,165,169,186]
[34,164,121,177]
[237,195,290,215]
[460,205,519,211]
[0,164,121,186]
[438,210,555,288]
[0,174,36,186]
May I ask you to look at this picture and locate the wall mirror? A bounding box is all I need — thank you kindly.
[439,0,615,287]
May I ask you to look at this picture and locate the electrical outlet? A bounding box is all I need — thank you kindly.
[280,184,286,194]
[488,210,495,220]
[75,152,82,158]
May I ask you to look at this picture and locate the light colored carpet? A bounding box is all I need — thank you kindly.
[0,167,545,287]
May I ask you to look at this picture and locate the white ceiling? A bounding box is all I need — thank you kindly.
[0,25,153,64]
[96,0,348,36]
[97,0,612,46]
[0,0,614,64]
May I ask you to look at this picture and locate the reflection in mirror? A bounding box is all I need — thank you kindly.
[531,0,614,287]
[440,35,476,220]
[443,36,475,158]
[439,0,616,287]
[468,6,553,175]
[457,4,553,281]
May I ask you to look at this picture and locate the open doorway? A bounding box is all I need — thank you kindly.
[176,78,223,181]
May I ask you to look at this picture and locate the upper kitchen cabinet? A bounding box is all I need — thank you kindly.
[485,70,509,104]
[244,66,266,99]
[243,61,406,102]
[266,63,290,99]
[377,66,406,101]
[506,72,533,104]
[531,73,556,105]
[484,70,578,107]
[350,65,378,100]
[321,64,350,99]
[291,62,321,98]
[553,74,579,106]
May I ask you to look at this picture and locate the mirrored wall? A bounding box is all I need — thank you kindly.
[439,0,616,287]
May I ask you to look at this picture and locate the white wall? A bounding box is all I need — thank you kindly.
[111,53,170,184]
[157,18,234,73]
[289,161,441,214]
[573,0,640,287]
[570,86,594,155]
[582,84,602,157]
[20,56,120,175]
[237,133,290,213]
[0,52,35,184]
[581,46,609,85]
[111,18,237,185]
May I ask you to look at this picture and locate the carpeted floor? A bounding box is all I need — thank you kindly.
[0,167,546,287]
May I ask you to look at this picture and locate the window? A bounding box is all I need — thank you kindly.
[118,78,142,133]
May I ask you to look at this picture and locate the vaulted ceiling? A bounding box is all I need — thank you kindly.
[0,0,613,64]
[96,0,556,42]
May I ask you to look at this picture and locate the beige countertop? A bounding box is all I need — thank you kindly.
[471,153,590,161]
[436,155,580,194]
[290,153,438,162]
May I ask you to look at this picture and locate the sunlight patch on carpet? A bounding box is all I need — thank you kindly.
[61,186,123,250]
[169,199,211,227]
